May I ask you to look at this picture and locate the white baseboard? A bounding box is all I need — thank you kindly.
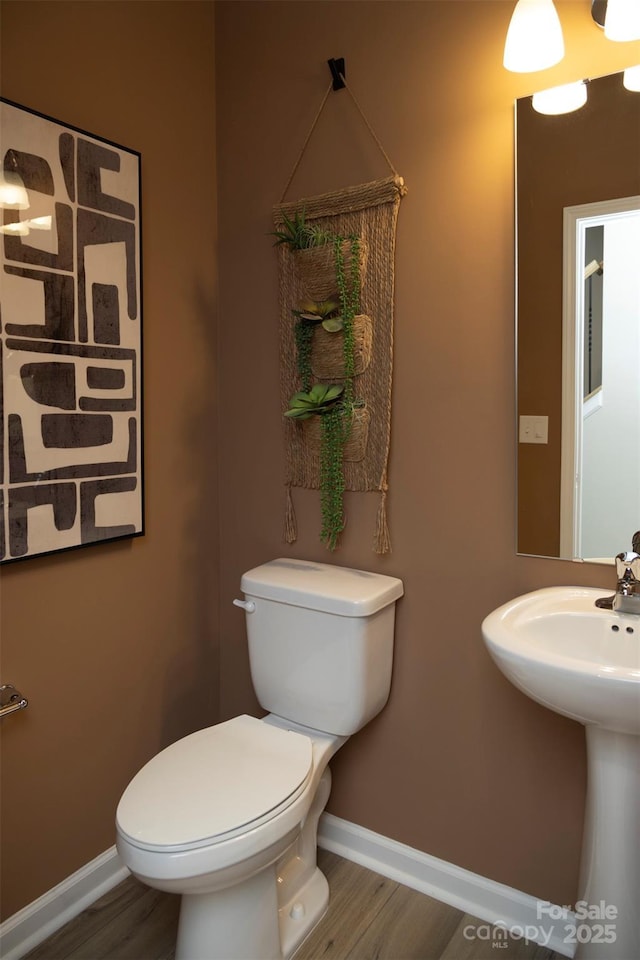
[0,846,129,960]
[1,818,576,960]
[318,813,575,957]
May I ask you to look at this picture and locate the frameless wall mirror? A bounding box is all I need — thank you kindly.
[516,70,640,561]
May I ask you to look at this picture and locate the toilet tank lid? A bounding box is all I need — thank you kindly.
[241,559,404,617]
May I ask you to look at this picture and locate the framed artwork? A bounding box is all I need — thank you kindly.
[0,98,143,564]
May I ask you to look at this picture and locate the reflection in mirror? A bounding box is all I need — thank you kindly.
[516,71,640,561]
[559,198,640,562]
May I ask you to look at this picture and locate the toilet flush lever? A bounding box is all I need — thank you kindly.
[233,599,256,613]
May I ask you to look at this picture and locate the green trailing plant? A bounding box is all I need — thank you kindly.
[283,383,350,550]
[293,298,342,392]
[271,208,333,251]
[318,234,362,549]
[333,233,361,410]
[285,232,363,552]
[320,406,346,550]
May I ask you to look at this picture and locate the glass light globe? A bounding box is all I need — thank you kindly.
[604,0,640,42]
[504,0,565,73]
[623,65,640,92]
[532,80,588,115]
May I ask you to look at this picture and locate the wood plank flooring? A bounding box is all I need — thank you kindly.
[24,850,563,960]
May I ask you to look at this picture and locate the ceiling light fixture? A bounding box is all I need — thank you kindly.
[603,0,640,41]
[504,0,565,72]
[532,80,588,114]
[623,65,640,90]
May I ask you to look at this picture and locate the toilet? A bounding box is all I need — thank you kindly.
[116,558,403,960]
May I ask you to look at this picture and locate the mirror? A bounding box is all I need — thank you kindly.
[516,70,640,560]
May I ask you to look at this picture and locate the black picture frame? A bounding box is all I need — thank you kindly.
[1,98,143,563]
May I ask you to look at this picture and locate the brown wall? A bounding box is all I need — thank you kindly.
[517,73,640,557]
[215,0,639,909]
[1,0,638,927]
[0,1,218,919]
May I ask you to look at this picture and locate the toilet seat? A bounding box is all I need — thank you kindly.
[116,715,313,853]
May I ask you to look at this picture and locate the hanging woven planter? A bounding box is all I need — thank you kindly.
[294,238,368,301]
[275,65,406,551]
[310,315,372,380]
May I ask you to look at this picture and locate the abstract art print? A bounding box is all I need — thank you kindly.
[0,99,143,563]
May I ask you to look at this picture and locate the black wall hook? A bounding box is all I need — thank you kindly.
[327,58,346,91]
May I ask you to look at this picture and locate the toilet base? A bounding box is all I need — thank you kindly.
[174,861,330,960]
[279,866,329,959]
[176,863,281,960]
[174,768,334,959]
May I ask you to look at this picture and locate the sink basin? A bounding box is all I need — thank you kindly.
[482,585,640,735]
[483,586,640,959]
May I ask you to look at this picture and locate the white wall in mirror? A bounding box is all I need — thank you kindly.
[560,199,640,561]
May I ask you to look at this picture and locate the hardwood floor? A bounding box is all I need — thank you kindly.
[24,850,562,960]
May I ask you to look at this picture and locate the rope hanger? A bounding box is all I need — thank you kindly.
[280,58,401,203]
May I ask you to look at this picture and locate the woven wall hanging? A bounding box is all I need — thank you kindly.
[274,66,406,554]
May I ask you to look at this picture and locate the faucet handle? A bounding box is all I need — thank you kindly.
[615,552,640,582]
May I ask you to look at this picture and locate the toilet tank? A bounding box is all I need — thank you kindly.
[239,558,404,736]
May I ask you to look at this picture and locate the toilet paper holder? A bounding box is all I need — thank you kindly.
[0,684,28,719]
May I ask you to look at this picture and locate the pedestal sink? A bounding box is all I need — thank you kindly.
[482,586,640,960]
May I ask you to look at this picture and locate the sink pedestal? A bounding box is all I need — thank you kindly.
[482,586,640,959]
[576,726,640,960]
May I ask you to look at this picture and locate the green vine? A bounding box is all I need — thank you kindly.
[293,298,340,393]
[316,234,361,550]
[320,405,346,550]
[287,233,362,552]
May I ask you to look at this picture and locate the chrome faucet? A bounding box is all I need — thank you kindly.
[612,551,640,614]
[595,532,640,614]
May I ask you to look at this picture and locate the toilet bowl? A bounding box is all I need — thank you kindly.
[116,558,403,960]
[117,714,346,959]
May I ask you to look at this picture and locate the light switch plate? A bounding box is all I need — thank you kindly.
[519,415,549,444]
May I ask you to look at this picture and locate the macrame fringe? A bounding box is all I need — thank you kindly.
[284,485,297,543]
[374,489,391,554]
